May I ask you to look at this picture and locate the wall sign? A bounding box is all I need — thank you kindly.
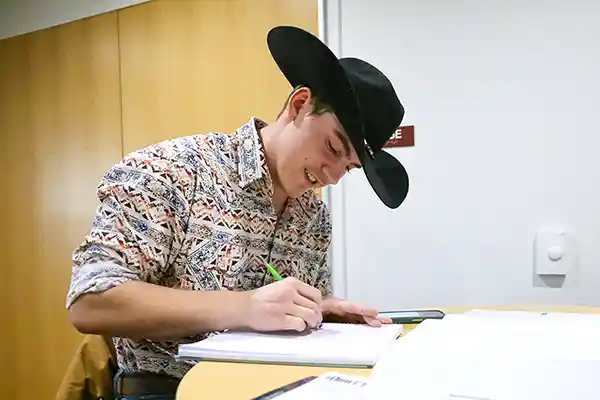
[384,125,415,148]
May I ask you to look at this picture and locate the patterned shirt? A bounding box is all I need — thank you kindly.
[66,117,332,378]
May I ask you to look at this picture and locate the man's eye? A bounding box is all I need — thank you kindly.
[327,141,338,155]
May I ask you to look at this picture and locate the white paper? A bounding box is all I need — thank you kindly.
[363,311,600,400]
[364,317,474,400]
[447,355,600,400]
[275,372,368,399]
[178,323,402,366]
[462,309,600,326]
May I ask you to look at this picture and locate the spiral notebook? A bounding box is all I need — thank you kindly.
[177,323,403,368]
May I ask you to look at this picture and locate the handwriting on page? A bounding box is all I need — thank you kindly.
[276,372,368,400]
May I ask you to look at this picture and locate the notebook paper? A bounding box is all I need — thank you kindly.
[177,323,403,367]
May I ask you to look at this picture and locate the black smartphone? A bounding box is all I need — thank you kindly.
[379,309,446,324]
[251,376,317,399]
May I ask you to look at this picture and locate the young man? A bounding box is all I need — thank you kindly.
[66,26,409,398]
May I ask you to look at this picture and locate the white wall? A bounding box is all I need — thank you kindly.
[323,0,600,310]
[0,0,150,40]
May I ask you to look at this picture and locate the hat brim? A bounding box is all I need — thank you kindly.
[362,150,409,209]
[267,26,409,209]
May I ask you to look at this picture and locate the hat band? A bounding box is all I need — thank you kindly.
[364,140,375,159]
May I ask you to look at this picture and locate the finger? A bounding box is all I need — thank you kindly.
[364,315,383,327]
[294,292,322,317]
[292,280,323,306]
[377,316,393,324]
[340,302,378,318]
[360,307,379,318]
[350,305,379,318]
[287,303,321,329]
[282,315,307,332]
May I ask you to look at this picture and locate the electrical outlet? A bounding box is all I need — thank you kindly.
[534,227,568,276]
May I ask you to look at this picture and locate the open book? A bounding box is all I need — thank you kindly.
[177,323,403,368]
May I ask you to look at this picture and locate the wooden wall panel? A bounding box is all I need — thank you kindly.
[0,1,319,397]
[0,32,28,399]
[119,0,319,153]
[0,12,123,400]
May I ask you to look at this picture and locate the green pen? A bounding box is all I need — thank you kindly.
[265,262,283,281]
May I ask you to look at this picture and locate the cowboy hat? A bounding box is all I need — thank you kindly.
[267,26,409,209]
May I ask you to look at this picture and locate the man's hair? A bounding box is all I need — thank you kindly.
[276,85,334,119]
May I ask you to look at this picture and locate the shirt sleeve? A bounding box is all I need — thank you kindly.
[66,141,197,309]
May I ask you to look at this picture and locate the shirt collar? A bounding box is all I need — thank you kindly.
[235,116,271,190]
[233,117,320,214]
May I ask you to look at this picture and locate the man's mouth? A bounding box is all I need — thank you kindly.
[305,169,318,185]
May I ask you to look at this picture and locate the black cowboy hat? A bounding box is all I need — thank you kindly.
[267,26,409,209]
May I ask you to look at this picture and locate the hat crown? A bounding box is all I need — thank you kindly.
[339,58,405,153]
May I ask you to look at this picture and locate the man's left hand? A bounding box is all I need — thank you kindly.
[321,297,392,327]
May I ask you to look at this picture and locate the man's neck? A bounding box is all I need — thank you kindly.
[257,121,289,216]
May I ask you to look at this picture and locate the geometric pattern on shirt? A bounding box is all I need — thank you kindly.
[66,117,333,378]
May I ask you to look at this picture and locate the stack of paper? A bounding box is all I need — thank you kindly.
[264,372,368,400]
[362,310,600,400]
[177,322,403,368]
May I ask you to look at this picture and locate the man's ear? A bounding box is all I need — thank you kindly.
[287,87,312,121]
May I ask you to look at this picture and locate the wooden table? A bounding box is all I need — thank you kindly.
[176,305,600,399]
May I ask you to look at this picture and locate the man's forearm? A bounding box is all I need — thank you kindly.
[68,281,249,340]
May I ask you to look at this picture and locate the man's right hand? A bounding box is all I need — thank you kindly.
[243,277,323,332]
